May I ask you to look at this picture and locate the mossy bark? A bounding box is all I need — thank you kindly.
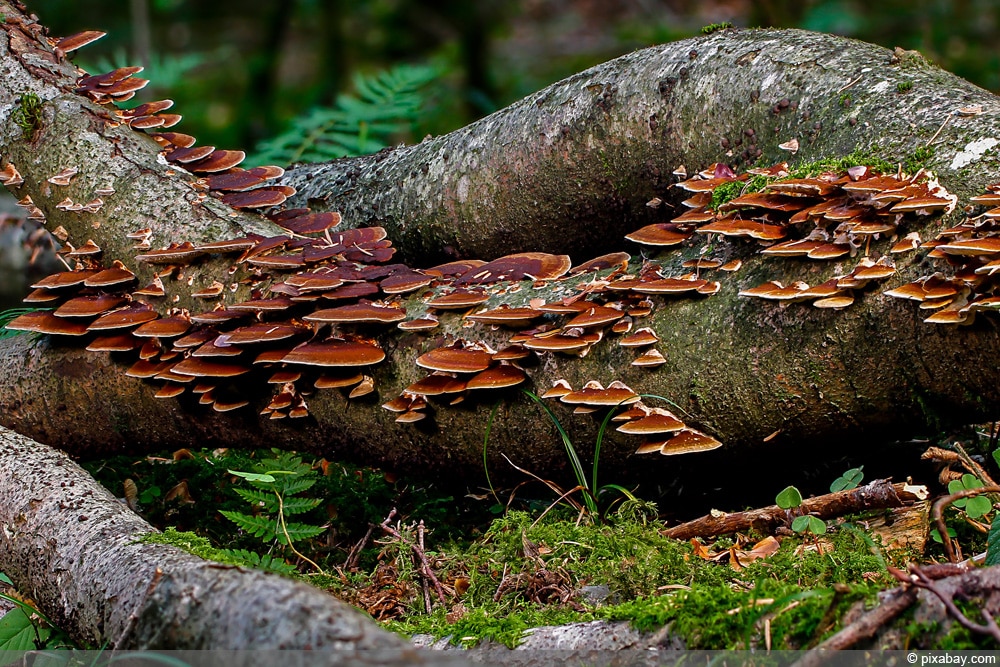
[2,6,1000,483]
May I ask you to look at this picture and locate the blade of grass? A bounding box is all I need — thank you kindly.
[521,390,596,515]
[482,400,503,507]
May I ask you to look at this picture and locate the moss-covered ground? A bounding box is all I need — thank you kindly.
[74,440,1000,651]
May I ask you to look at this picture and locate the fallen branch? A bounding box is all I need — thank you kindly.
[662,480,924,541]
[0,425,417,655]
[380,508,448,609]
[931,485,1000,563]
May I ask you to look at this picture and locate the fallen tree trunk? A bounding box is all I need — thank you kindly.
[0,424,429,657]
[1,7,1000,479]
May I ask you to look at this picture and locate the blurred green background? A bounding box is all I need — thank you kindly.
[31,0,1000,161]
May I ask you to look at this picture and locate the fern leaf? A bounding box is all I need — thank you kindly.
[278,476,317,497]
[234,488,280,513]
[279,496,323,516]
[219,510,278,539]
[275,521,326,545]
[218,548,298,575]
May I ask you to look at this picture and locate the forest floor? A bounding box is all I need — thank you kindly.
[4,425,1000,653]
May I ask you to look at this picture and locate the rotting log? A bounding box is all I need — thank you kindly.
[0,424,427,656]
[3,2,1000,485]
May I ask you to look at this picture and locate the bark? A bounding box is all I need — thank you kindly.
[662,480,924,541]
[0,424,427,656]
[2,12,1000,480]
[1,2,1000,652]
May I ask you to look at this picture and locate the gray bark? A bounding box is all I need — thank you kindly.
[1,12,1000,479]
[0,424,421,654]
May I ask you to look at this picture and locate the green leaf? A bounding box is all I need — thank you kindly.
[0,573,11,586]
[278,496,323,516]
[234,487,279,512]
[0,608,47,650]
[931,526,958,543]
[830,466,864,492]
[218,549,298,575]
[228,470,275,484]
[986,514,1000,566]
[776,486,803,509]
[967,495,993,520]
[791,515,827,535]
[962,474,984,490]
[275,521,326,545]
[219,510,278,539]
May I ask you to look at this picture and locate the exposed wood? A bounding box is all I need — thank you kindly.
[662,480,925,541]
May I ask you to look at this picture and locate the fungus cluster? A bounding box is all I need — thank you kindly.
[884,182,1000,324]
[3,22,986,462]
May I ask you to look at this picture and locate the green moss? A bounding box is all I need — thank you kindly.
[839,93,852,108]
[709,174,769,210]
[787,150,896,178]
[904,146,936,173]
[138,527,244,564]
[701,22,734,34]
[11,93,43,140]
[897,80,914,93]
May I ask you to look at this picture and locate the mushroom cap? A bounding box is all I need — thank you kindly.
[132,315,192,338]
[426,289,491,309]
[523,332,600,352]
[53,294,126,318]
[466,364,527,390]
[937,238,1000,256]
[564,305,624,329]
[618,327,659,347]
[453,252,572,286]
[314,372,364,389]
[305,300,407,324]
[87,333,141,352]
[466,306,547,326]
[220,322,308,345]
[658,429,723,455]
[560,382,640,406]
[398,317,440,331]
[187,149,246,173]
[5,311,90,336]
[569,252,631,275]
[616,409,685,435]
[32,269,100,290]
[416,346,493,373]
[539,379,573,399]
[380,270,434,295]
[172,358,251,378]
[83,263,137,287]
[87,303,158,331]
[221,186,295,209]
[406,373,468,396]
[283,340,386,367]
[632,348,667,367]
[624,224,692,247]
[424,259,487,278]
[134,242,205,265]
[274,211,341,235]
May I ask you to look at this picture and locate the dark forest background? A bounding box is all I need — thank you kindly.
[32,0,1000,159]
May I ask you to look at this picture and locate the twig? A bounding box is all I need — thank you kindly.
[418,521,431,614]
[664,479,924,541]
[925,113,952,147]
[343,525,373,571]
[931,485,1000,562]
[907,564,1000,642]
[837,73,864,93]
[379,508,447,606]
[954,442,999,488]
[792,586,918,667]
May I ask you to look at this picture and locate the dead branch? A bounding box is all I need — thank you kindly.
[662,480,925,541]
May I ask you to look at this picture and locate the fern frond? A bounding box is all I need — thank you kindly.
[250,62,438,166]
[279,496,323,516]
[219,510,278,539]
[275,521,326,545]
[218,548,298,575]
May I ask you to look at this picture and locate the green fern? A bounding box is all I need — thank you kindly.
[250,63,438,166]
[221,451,327,553]
[217,548,298,576]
